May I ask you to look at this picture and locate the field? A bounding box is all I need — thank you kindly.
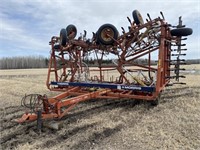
[0,65,200,150]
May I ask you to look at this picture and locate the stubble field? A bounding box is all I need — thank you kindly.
[0,65,200,150]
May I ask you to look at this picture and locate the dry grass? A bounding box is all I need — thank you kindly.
[0,65,200,150]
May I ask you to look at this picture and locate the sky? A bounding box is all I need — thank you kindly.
[0,0,199,59]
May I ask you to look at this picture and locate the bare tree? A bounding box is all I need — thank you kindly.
[0,56,48,69]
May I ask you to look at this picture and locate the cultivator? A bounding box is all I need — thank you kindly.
[16,10,192,124]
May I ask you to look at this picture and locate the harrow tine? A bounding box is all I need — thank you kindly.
[121,27,125,34]
[171,53,186,56]
[160,11,165,20]
[127,16,132,25]
[170,62,186,65]
[173,82,186,85]
[147,13,152,21]
[165,75,186,79]
[172,43,186,46]
[83,30,87,38]
[172,48,187,51]
[177,16,185,28]
[168,68,185,71]
[166,82,186,86]
[181,38,187,40]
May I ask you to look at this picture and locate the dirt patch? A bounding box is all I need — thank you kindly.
[0,68,200,149]
[1,86,200,149]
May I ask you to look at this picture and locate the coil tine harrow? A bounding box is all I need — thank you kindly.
[16,10,192,125]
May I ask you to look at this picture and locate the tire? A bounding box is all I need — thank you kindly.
[96,24,118,45]
[170,28,193,36]
[132,10,144,25]
[60,28,67,46]
[149,99,159,106]
[149,93,161,106]
[66,24,77,39]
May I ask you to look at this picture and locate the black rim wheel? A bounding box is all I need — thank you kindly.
[96,24,118,45]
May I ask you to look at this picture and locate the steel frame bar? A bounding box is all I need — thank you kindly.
[16,14,182,123]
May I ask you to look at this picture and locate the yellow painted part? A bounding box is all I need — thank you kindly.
[132,76,146,86]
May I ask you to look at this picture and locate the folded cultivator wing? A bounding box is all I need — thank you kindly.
[16,10,192,125]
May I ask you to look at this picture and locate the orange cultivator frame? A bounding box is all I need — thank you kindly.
[16,10,192,124]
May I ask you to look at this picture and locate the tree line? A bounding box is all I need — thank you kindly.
[0,56,199,69]
[0,56,114,69]
[0,56,48,69]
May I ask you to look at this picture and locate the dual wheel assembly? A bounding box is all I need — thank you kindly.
[59,10,192,47]
[60,24,77,46]
[59,23,119,46]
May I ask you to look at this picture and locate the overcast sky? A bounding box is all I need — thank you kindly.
[0,0,199,59]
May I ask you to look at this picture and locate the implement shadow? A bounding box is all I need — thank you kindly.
[71,124,123,150]
[60,99,142,124]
